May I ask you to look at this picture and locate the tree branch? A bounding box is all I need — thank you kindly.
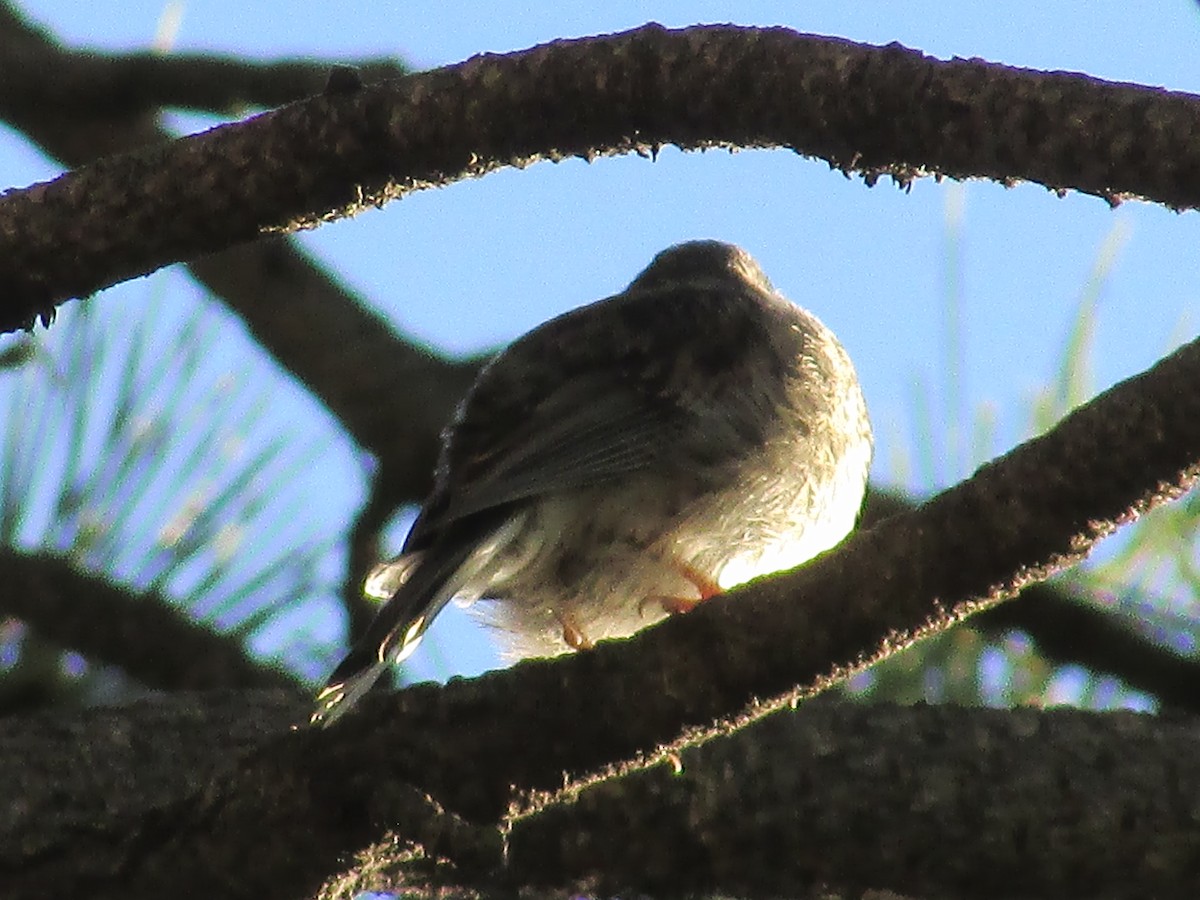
[3,24,1200,331]
[975,579,1200,708]
[0,548,302,693]
[504,699,1200,898]
[6,694,1200,898]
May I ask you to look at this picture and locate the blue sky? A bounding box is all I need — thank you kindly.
[4,2,1200,683]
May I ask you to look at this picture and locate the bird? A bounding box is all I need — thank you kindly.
[312,240,873,727]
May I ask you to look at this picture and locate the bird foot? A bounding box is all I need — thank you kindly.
[656,594,702,615]
[558,612,594,650]
[640,563,723,617]
[638,592,707,618]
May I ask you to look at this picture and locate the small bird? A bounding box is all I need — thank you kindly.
[312,240,872,726]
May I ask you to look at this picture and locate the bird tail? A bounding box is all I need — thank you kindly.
[311,657,389,728]
[310,511,523,728]
[310,546,469,728]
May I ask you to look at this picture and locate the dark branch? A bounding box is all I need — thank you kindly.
[8,694,1200,898]
[504,699,1200,898]
[0,548,302,693]
[0,689,306,900]
[3,24,1200,332]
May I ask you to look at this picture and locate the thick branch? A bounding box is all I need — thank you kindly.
[0,548,301,692]
[9,312,1195,898]
[0,689,304,896]
[6,696,1200,899]
[2,24,1200,332]
[505,700,1200,898]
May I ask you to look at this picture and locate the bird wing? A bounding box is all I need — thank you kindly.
[456,379,683,515]
[408,371,690,546]
[405,283,795,550]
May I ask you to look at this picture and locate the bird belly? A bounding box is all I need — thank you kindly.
[466,481,709,659]
[464,436,868,660]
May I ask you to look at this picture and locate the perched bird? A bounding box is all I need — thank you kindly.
[312,240,872,727]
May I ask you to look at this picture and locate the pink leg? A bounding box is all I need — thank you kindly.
[642,562,723,616]
[557,611,594,650]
